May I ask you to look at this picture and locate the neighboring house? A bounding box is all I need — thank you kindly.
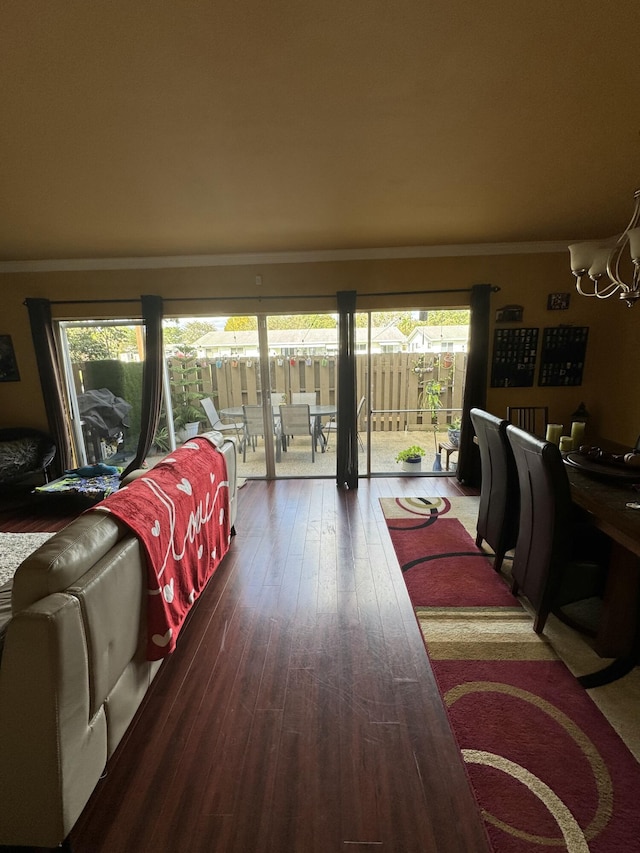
[192,326,407,358]
[406,324,470,353]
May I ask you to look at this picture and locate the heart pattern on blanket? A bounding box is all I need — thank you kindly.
[152,629,172,647]
[198,544,204,559]
[151,520,161,537]
[176,478,192,495]
[163,578,174,603]
[183,441,200,450]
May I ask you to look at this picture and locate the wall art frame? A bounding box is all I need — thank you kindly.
[0,335,20,382]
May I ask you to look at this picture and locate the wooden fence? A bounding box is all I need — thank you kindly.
[171,352,467,432]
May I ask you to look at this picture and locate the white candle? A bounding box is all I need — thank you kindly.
[545,424,563,445]
[559,435,574,453]
[570,421,586,447]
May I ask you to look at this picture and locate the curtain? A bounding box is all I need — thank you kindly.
[336,290,358,489]
[25,298,74,475]
[456,283,493,486]
[122,295,164,479]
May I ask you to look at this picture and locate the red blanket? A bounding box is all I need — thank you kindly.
[94,437,231,660]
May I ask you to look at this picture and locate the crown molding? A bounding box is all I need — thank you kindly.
[0,241,568,273]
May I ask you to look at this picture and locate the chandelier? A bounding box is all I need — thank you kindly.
[569,188,640,307]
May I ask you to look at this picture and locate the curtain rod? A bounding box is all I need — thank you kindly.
[28,284,499,307]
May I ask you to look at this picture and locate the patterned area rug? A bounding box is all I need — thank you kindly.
[0,531,54,586]
[380,496,640,853]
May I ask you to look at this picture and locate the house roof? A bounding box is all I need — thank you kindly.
[407,325,470,344]
[2,1,639,264]
[194,326,407,349]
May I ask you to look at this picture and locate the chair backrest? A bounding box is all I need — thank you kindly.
[243,405,267,438]
[506,406,549,438]
[200,397,222,428]
[291,392,316,405]
[469,408,519,567]
[278,404,312,436]
[506,423,574,609]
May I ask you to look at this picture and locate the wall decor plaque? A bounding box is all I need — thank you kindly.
[538,326,589,386]
[490,327,539,388]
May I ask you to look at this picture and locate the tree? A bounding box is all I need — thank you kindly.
[425,309,470,326]
[267,314,337,330]
[66,326,135,362]
[225,316,257,331]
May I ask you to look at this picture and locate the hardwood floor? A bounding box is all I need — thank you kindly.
[59,475,488,852]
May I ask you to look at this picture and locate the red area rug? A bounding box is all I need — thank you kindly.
[380,496,640,853]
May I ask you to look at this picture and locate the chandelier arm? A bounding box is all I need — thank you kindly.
[594,280,622,298]
[574,274,597,297]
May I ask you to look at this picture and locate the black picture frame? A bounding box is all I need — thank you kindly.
[0,335,20,382]
[547,292,571,311]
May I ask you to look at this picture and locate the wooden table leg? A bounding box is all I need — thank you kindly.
[595,541,640,658]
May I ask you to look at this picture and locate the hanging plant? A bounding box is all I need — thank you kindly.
[290,358,296,366]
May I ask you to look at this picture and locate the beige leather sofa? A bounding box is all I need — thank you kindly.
[0,437,237,849]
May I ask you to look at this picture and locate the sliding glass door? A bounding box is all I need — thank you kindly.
[57,306,469,479]
[59,320,146,468]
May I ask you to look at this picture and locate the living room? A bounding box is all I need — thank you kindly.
[1,3,640,851]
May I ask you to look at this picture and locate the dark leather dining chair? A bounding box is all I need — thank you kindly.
[506,423,610,634]
[470,408,519,572]
[506,406,549,438]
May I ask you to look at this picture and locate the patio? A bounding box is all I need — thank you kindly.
[232,426,458,479]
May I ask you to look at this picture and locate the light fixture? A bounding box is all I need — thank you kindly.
[569,188,640,307]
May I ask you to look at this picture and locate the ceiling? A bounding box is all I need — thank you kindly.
[2,0,640,263]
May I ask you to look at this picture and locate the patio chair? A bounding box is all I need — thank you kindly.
[323,395,365,450]
[200,398,244,443]
[278,404,315,462]
[291,392,317,405]
[241,405,278,462]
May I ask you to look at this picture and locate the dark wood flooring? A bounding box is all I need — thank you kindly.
[10,476,491,852]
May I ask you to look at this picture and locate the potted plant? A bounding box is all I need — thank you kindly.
[418,379,443,470]
[169,353,208,442]
[396,445,426,472]
[448,417,462,447]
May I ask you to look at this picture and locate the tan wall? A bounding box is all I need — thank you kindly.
[1,250,636,446]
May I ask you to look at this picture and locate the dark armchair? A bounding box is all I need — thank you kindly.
[469,408,519,572]
[506,423,610,634]
[0,427,57,487]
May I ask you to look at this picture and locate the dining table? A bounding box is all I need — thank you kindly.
[563,448,640,684]
[220,404,337,458]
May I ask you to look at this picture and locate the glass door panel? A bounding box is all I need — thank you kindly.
[267,315,338,477]
[360,309,470,475]
[59,320,146,469]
